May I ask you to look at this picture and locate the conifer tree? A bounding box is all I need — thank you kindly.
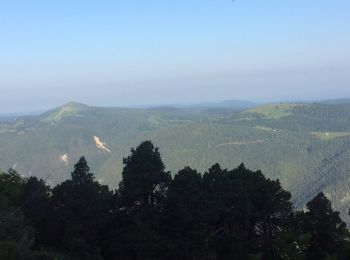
[119,141,171,208]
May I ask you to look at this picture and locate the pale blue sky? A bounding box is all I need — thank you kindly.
[1,0,350,112]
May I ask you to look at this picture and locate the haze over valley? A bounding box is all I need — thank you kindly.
[2,1,350,259]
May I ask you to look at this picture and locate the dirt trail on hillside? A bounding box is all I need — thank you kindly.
[215,139,265,147]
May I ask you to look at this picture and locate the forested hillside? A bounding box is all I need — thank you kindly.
[1,141,350,259]
[1,101,350,223]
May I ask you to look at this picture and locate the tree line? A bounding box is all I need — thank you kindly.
[1,141,350,259]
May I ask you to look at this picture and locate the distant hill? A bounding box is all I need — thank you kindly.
[148,100,257,116]
[40,102,90,123]
[0,116,16,122]
[2,100,350,222]
[320,99,350,105]
[219,99,258,108]
[172,99,257,110]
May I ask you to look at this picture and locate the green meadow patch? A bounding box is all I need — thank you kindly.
[244,103,304,119]
[311,131,350,141]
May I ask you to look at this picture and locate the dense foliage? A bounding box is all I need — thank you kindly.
[1,141,350,259]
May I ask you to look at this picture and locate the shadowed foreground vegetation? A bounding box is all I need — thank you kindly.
[1,141,350,260]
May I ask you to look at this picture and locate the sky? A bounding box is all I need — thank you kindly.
[1,0,350,113]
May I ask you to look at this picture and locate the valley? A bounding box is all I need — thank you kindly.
[1,101,350,222]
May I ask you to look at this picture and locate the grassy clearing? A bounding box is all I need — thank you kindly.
[41,102,87,123]
[254,126,273,131]
[245,103,304,119]
[311,131,350,141]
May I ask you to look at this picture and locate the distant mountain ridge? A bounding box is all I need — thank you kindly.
[320,99,350,105]
[150,99,257,110]
[178,99,257,109]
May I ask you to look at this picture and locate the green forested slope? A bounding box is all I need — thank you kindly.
[1,101,350,221]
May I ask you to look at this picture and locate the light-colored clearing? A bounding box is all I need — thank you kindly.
[94,136,111,153]
[215,140,265,147]
[311,131,350,141]
[0,129,16,134]
[340,193,350,203]
[254,126,273,131]
[60,154,69,165]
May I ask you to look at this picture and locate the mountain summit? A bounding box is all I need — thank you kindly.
[40,102,89,123]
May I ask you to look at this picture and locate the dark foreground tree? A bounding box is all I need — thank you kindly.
[102,142,172,259]
[119,140,171,209]
[0,170,64,259]
[299,192,349,259]
[49,157,113,258]
[0,170,32,260]
[1,142,350,259]
[164,167,207,259]
[203,163,292,259]
[21,176,51,248]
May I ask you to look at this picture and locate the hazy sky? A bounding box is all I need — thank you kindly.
[1,0,350,113]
